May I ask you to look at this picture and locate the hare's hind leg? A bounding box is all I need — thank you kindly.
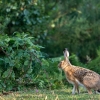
[86,88,92,94]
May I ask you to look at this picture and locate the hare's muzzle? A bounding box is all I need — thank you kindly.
[58,61,63,69]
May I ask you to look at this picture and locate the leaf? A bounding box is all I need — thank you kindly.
[51,56,63,62]
[24,60,29,66]
[5,37,11,42]
[41,59,49,67]
[27,68,33,74]
[2,69,10,78]
[9,60,15,67]
[1,82,6,88]
[23,9,29,16]
[6,85,13,91]
[11,71,15,80]
[5,58,11,65]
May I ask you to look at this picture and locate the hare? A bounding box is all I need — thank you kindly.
[58,48,100,94]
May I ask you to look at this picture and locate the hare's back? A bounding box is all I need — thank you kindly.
[83,71,100,89]
[73,66,100,89]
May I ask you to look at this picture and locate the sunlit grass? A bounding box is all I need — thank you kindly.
[1,88,100,100]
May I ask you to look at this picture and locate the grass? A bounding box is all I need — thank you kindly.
[1,88,100,100]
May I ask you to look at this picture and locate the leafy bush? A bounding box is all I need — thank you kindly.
[0,32,44,91]
[1,32,99,91]
[70,52,100,75]
[86,57,100,74]
[69,54,84,66]
[32,57,64,89]
[0,0,45,35]
[0,32,65,91]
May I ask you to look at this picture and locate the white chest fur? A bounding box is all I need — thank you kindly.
[65,73,84,87]
[65,75,74,85]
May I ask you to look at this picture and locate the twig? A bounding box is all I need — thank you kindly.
[0,47,9,56]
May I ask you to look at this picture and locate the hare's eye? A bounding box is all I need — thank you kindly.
[61,61,63,63]
[61,61,64,64]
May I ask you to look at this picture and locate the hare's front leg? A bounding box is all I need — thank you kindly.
[72,85,76,94]
[72,83,79,94]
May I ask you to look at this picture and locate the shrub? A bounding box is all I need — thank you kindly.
[32,57,64,89]
[0,32,65,91]
[86,57,100,74]
[0,32,44,91]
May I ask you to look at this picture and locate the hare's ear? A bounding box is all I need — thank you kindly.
[65,48,69,57]
[63,48,71,65]
[63,48,69,60]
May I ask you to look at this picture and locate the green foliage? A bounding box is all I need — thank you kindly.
[1,0,100,62]
[33,57,64,89]
[0,32,44,91]
[34,0,100,63]
[69,54,83,66]
[0,0,100,91]
[70,53,100,76]
[0,32,65,91]
[86,56,100,74]
[0,0,45,34]
[33,54,87,90]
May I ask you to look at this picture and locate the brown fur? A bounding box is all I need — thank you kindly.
[58,49,100,94]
